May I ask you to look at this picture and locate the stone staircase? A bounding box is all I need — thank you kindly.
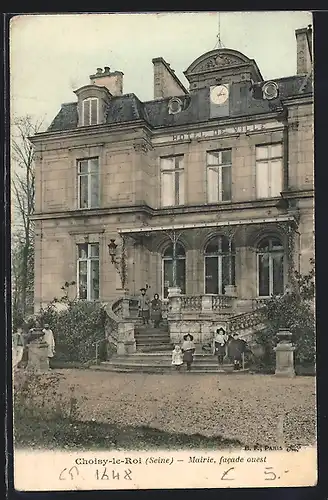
[91,352,249,374]
[134,324,172,352]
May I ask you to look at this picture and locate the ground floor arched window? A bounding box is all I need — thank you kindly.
[257,237,284,297]
[162,243,186,298]
[204,236,235,294]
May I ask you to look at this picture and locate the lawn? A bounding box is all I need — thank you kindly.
[14,369,316,450]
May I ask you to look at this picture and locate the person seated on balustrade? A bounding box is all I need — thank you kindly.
[213,327,228,366]
[150,293,162,328]
[138,288,150,325]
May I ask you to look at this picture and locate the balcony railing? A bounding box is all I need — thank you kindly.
[168,293,234,314]
[212,295,232,310]
[181,295,203,311]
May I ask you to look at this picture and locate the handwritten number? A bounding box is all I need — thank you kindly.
[264,467,277,481]
[221,467,235,480]
[124,469,132,480]
[59,469,67,480]
[59,467,79,480]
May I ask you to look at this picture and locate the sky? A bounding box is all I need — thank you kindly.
[10,11,312,131]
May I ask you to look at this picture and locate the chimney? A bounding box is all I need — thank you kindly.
[89,66,124,96]
[152,57,187,99]
[295,25,313,75]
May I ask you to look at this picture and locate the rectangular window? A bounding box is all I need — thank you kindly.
[77,243,99,300]
[256,143,283,198]
[160,155,184,207]
[82,98,99,126]
[77,157,100,209]
[206,149,232,203]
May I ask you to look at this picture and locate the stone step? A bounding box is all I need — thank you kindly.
[136,345,173,352]
[90,363,249,374]
[135,337,171,343]
[135,332,170,338]
[135,329,169,335]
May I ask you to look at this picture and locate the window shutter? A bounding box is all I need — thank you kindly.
[91,99,98,125]
[270,159,283,197]
[256,161,269,198]
[83,100,90,126]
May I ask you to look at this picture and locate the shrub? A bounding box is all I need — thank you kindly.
[32,291,107,363]
[255,260,315,367]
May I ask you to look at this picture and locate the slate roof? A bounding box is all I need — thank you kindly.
[47,73,312,133]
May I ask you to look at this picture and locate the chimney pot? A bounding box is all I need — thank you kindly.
[104,66,110,73]
[96,68,103,75]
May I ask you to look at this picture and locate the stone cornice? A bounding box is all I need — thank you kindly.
[282,94,313,106]
[30,190,314,221]
[29,119,152,145]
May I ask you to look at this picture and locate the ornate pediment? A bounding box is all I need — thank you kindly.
[185,49,251,76]
[193,53,246,73]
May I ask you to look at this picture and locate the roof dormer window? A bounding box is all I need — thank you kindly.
[82,97,99,126]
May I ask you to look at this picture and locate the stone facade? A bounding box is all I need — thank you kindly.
[31,29,314,313]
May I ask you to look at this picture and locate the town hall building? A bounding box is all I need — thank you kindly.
[30,26,313,355]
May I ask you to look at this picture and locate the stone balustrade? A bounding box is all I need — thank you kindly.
[168,292,234,314]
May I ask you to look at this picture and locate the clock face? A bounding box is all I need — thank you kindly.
[210,85,229,105]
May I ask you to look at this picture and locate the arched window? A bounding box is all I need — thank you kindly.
[204,236,235,294]
[257,237,284,297]
[162,243,186,298]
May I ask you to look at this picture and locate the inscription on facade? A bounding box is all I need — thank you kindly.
[153,121,283,145]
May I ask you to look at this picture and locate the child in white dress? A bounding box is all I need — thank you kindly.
[171,345,183,371]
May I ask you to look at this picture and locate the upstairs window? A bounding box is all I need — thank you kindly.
[160,155,185,207]
[77,243,100,300]
[82,97,99,126]
[78,158,100,209]
[207,149,232,203]
[256,143,283,198]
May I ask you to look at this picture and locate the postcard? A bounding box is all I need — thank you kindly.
[9,11,316,491]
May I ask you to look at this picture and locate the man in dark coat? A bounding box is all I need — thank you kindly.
[227,333,248,370]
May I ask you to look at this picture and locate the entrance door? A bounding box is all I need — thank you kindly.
[162,243,186,298]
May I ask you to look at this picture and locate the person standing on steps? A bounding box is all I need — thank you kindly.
[182,334,195,372]
[171,345,183,371]
[138,287,150,325]
[213,327,228,366]
[150,293,162,328]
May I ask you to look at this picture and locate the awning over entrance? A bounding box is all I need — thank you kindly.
[117,214,296,235]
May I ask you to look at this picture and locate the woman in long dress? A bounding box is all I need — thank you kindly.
[181,334,195,372]
[151,293,162,328]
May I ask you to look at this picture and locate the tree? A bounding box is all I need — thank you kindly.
[11,115,44,324]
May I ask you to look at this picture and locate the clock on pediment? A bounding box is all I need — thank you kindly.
[209,84,230,118]
[210,84,229,105]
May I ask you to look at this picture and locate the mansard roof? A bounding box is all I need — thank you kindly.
[47,73,312,133]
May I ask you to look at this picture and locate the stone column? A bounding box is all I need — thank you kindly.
[122,296,130,318]
[117,321,136,355]
[168,286,182,313]
[274,328,296,377]
[27,341,50,372]
[201,294,213,312]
